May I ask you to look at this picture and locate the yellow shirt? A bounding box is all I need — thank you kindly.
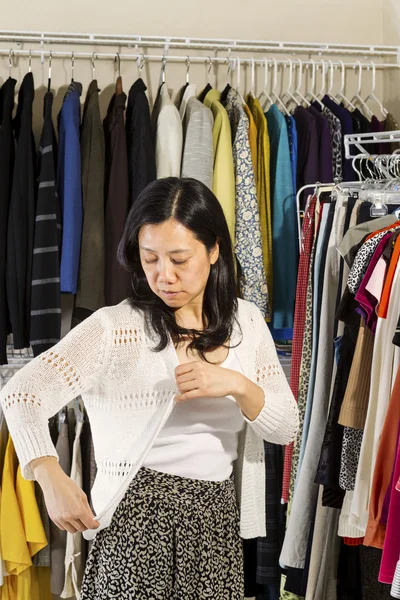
[246,95,273,313]
[203,89,236,244]
[1,437,51,600]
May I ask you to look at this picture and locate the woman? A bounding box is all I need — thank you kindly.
[1,178,298,599]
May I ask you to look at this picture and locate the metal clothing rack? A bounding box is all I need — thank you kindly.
[0,29,399,70]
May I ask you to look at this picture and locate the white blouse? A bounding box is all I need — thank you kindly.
[144,349,245,481]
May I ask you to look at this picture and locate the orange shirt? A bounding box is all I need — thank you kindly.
[377,233,400,319]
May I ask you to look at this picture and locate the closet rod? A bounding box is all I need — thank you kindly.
[2,49,399,70]
[0,30,398,58]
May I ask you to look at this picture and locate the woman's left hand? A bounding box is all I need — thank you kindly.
[174,361,244,402]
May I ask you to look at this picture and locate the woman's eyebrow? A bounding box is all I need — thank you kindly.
[140,247,191,254]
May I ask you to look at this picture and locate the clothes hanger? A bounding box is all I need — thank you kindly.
[305,59,324,108]
[270,57,290,116]
[137,53,145,80]
[185,56,190,85]
[350,61,374,119]
[259,58,274,110]
[235,56,246,105]
[71,51,75,83]
[28,50,32,73]
[47,50,52,92]
[91,52,96,81]
[293,59,311,107]
[8,49,13,79]
[247,57,256,99]
[281,59,301,109]
[206,56,213,86]
[326,60,340,103]
[220,55,233,102]
[335,60,356,110]
[316,59,327,100]
[364,61,388,119]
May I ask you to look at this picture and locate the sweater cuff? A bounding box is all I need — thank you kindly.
[242,392,295,445]
[10,423,59,480]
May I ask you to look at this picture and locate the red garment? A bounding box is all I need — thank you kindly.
[344,537,364,546]
[282,195,316,503]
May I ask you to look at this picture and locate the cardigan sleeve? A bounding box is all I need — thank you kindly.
[0,310,109,480]
[242,303,299,445]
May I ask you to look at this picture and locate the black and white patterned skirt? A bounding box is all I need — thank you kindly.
[80,467,244,599]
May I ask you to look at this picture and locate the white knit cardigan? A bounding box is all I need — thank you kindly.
[0,298,298,540]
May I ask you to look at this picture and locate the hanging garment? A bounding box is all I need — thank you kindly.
[287,115,298,198]
[33,483,51,567]
[154,84,183,178]
[321,96,354,181]
[61,419,84,599]
[57,81,83,295]
[243,99,257,173]
[74,79,105,318]
[1,436,50,600]
[338,319,374,429]
[307,106,333,183]
[179,83,196,119]
[379,439,400,585]
[6,72,35,350]
[281,198,346,570]
[203,88,235,243]
[340,428,364,491]
[50,419,71,596]
[322,106,343,181]
[246,95,273,308]
[383,113,400,154]
[0,77,16,365]
[288,241,315,504]
[266,104,298,330]
[365,366,400,548]
[292,105,318,196]
[103,78,131,306]
[30,91,61,357]
[223,88,270,319]
[126,78,156,206]
[181,97,213,189]
[350,258,400,535]
[282,196,316,504]
[296,200,335,478]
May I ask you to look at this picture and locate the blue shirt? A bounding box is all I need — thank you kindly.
[266,105,298,331]
[58,84,83,294]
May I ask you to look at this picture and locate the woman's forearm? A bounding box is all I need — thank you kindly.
[231,374,265,421]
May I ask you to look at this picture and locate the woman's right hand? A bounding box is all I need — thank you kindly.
[31,456,100,534]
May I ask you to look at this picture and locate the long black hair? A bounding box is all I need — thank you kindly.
[117,177,239,359]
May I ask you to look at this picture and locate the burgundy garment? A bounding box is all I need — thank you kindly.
[308,106,333,183]
[293,106,318,207]
[379,436,400,584]
[281,195,316,503]
[103,78,131,306]
[354,232,392,332]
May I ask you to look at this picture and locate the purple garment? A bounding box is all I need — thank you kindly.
[322,95,354,181]
[292,105,318,204]
[382,422,400,526]
[308,106,333,183]
[354,233,392,332]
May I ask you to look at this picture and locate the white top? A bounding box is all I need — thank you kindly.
[144,349,245,481]
[0,298,298,541]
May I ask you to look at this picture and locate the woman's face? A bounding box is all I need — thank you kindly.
[138,218,219,308]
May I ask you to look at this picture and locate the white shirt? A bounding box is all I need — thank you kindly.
[144,349,245,481]
[0,298,298,541]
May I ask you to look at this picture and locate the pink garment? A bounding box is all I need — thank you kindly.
[381,423,400,526]
[379,436,400,583]
[355,233,391,332]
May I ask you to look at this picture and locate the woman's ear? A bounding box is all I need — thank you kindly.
[210,241,220,265]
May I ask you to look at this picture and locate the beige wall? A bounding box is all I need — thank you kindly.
[382,0,400,121]
[0,0,392,141]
